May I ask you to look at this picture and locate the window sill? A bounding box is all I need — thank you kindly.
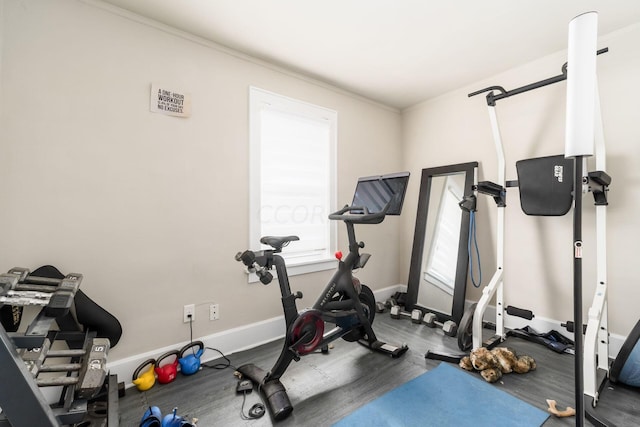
[248,258,338,284]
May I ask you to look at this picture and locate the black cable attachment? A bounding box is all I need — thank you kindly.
[459,194,477,212]
[475,181,506,207]
[588,171,611,206]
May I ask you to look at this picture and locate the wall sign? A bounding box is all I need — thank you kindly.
[150,83,191,117]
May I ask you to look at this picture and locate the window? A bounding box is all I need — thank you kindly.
[249,87,337,280]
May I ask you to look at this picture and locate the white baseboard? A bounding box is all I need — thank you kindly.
[373,283,407,302]
[108,284,406,389]
[109,285,626,390]
[108,316,286,390]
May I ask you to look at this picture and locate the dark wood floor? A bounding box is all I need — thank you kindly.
[117,312,639,426]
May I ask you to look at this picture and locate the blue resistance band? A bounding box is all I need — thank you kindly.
[468,210,482,288]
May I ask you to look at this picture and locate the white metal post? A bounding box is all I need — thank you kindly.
[583,82,609,404]
[565,12,599,425]
[473,104,506,349]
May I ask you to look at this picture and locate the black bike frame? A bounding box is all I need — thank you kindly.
[249,219,377,382]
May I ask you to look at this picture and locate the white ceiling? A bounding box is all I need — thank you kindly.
[99,0,640,110]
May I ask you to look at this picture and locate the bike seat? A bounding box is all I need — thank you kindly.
[260,235,300,252]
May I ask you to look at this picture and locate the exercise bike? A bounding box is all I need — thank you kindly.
[235,172,410,421]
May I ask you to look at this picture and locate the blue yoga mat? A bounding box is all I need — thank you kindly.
[333,363,549,427]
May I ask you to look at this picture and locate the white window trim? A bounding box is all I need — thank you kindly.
[248,87,338,283]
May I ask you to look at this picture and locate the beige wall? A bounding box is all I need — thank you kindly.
[0,0,403,360]
[401,23,640,338]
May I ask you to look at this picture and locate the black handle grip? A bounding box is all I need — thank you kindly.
[328,204,387,224]
[425,350,464,364]
[561,321,587,334]
[506,306,534,320]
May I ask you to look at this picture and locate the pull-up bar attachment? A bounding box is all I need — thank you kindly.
[468,48,608,106]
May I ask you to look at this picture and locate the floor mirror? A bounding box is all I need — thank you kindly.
[405,162,477,324]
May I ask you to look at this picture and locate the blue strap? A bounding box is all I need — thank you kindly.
[140,406,162,427]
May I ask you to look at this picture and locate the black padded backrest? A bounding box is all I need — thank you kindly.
[516,155,574,216]
[32,265,122,347]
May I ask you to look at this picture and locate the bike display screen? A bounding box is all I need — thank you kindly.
[350,172,410,215]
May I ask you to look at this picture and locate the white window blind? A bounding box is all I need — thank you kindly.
[249,87,337,277]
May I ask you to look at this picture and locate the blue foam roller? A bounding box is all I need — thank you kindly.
[611,320,640,387]
[617,339,640,386]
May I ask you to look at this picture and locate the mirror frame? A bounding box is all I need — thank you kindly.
[405,161,478,324]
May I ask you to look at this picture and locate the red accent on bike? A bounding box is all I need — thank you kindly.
[335,251,343,260]
[290,310,324,355]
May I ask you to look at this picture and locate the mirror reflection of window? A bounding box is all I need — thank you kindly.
[417,172,465,314]
[424,175,464,294]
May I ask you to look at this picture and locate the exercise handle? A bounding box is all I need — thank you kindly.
[505,305,534,320]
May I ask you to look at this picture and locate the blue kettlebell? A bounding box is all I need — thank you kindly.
[161,407,194,427]
[178,341,204,376]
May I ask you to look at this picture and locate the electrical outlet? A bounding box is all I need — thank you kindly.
[209,304,219,320]
[183,304,195,323]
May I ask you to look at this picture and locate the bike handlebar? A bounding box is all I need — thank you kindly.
[328,203,388,224]
[236,201,391,286]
